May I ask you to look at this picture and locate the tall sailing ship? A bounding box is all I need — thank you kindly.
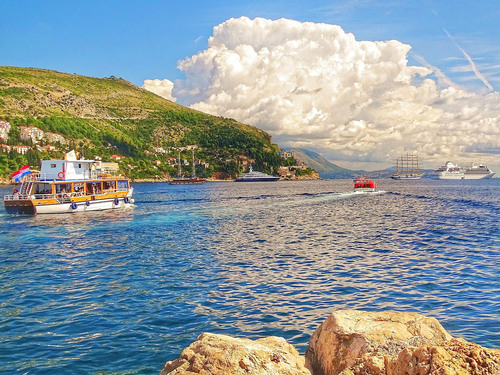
[391,154,424,180]
[169,146,206,185]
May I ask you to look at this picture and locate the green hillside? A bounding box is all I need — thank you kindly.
[0,66,287,180]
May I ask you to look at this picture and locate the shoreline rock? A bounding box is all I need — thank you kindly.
[160,310,500,375]
[160,333,310,375]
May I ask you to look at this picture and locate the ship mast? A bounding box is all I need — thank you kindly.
[192,149,195,178]
[177,149,181,178]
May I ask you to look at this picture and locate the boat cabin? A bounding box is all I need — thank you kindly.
[40,159,95,181]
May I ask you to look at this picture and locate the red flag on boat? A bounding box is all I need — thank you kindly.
[11,164,31,182]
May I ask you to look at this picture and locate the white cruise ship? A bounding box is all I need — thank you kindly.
[432,161,495,180]
[464,163,495,179]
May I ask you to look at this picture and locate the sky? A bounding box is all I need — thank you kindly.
[1,0,500,172]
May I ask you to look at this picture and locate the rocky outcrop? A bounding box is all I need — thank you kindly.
[159,310,500,375]
[160,332,311,375]
[385,338,500,375]
[305,309,500,375]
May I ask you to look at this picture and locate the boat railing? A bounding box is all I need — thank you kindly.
[19,171,121,182]
[91,170,119,179]
[4,194,32,201]
[21,173,46,182]
[4,187,131,201]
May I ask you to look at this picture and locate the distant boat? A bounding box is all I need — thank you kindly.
[391,154,424,180]
[432,161,495,180]
[169,147,206,185]
[235,166,280,182]
[354,176,379,192]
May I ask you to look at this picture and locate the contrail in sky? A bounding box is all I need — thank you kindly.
[411,52,457,88]
[443,28,493,91]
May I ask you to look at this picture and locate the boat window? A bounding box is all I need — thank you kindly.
[55,183,72,194]
[86,182,101,195]
[34,183,52,195]
[50,164,56,168]
[103,180,116,190]
[117,180,128,190]
[73,182,84,193]
[86,182,94,194]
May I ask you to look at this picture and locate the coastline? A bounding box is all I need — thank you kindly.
[161,310,500,375]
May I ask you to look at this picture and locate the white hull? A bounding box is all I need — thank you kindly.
[35,197,134,214]
[391,175,422,180]
[433,161,495,180]
[434,172,495,180]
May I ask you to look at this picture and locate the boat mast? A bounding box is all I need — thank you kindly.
[192,149,195,178]
[177,149,182,178]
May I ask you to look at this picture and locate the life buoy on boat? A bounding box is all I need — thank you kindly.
[58,171,65,179]
[124,197,129,204]
[114,198,119,205]
[85,201,90,206]
[71,202,77,210]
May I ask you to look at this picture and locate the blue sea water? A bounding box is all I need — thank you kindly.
[0,179,499,374]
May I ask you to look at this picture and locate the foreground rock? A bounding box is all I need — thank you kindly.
[305,309,500,375]
[160,332,311,375]
[386,338,500,375]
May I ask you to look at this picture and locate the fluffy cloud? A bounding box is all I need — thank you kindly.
[154,17,500,170]
[142,79,177,102]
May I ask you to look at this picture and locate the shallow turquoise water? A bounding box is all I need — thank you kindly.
[0,179,499,374]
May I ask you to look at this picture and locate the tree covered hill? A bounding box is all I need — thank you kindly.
[0,66,292,180]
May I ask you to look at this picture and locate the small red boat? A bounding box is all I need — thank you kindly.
[354,177,379,192]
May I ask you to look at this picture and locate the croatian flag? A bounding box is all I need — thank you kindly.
[11,164,31,182]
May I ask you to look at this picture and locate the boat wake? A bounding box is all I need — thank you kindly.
[159,190,385,221]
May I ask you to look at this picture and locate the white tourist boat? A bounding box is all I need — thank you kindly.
[3,155,134,214]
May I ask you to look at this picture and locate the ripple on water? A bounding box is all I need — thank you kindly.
[0,180,499,373]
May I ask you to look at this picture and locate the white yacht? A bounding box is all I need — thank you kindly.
[235,166,280,182]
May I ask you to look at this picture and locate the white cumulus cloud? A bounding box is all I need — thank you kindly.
[154,17,500,171]
[142,78,177,102]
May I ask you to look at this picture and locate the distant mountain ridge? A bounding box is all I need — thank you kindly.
[289,148,436,179]
[289,149,359,178]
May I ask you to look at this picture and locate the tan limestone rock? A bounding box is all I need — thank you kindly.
[386,338,500,375]
[305,310,453,375]
[160,332,311,375]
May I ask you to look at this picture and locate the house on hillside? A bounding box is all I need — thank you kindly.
[19,126,44,143]
[15,145,32,154]
[279,150,293,159]
[0,121,11,141]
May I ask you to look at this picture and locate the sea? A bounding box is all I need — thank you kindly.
[0,178,499,374]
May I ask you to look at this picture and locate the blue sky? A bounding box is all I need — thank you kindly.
[1,1,500,171]
[2,0,498,91]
